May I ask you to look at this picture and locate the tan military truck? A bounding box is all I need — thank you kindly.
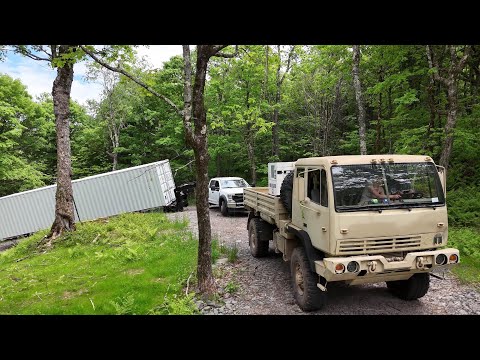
[244,155,460,311]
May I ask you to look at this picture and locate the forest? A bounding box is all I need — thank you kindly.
[1,45,478,227]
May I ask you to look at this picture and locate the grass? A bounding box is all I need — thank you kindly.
[447,227,480,288]
[211,237,238,264]
[224,280,239,294]
[0,212,199,315]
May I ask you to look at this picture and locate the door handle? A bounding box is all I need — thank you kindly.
[322,227,327,232]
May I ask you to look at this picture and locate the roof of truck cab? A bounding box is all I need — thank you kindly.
[295,154,435,166]
[210,177,246,180]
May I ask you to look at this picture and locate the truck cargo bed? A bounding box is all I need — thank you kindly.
[244,187,289,226]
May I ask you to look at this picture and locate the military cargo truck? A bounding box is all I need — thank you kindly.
[244,155,460,311]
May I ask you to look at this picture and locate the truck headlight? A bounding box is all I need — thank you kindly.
[435,254,447,265]
[227,194,233,200]
[347,261,360,273]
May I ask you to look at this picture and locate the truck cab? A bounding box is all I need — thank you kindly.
[244,155,459,311]
[208,177,250,216]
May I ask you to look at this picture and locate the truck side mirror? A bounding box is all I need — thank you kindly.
[436,165,447,197]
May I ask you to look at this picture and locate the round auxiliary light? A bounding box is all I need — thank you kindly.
[449,254,459,263]
[435,254,447,265]
[335,263,345,274]
[347,261,360,273]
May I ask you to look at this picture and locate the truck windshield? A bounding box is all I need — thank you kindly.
[331,162,445,212]
[221,179,249,188]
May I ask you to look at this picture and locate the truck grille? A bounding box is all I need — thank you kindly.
[338,236,422,255]
[232,194,244,203]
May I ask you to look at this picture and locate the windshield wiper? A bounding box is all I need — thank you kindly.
[389,202,444,210]
[388,203,413,211]
[336,205,390,212]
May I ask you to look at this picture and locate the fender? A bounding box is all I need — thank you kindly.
[287,226,324,273]
[219,195,228,207]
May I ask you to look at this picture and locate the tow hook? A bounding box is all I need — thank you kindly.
[367,260,377,272]
[416,256,425,269]
[317,276,328,292]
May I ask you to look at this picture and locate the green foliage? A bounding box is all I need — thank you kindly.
[447,187,480,227]
[224,280,239,294]
[211,238,221,263]
[110,293,136,315]
[227,246,239,263]
[0,212,198,314]
[3,44,480,260]
[0,75,48,196]
[448,227,480,285]
[149,292,199,315]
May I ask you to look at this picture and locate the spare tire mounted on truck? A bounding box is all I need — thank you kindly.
[279,171,294,216]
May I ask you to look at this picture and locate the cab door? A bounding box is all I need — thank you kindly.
[209,180,220,205]
[300,167,330,253]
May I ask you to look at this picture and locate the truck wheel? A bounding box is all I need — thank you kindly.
[220,199,229,216]
[248,218,270,257]
[280,171,294,216]
[386,273,430,300]
[290,246,327,311]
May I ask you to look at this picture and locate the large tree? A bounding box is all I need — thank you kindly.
[14,45,81,240]
[271,45,296,158]
[426,45,471,169]
[81,45,238,294]
[352,45,367,155]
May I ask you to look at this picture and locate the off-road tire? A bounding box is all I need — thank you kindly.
[280,171,294,216]
[386,272,430,300]
[220,199,229,216]
[290,246,327,311]
[248,218,271,257]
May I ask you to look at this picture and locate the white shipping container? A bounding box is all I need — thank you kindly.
[0,160,176,241]
[268,162,295,196]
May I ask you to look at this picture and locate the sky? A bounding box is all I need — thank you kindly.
[0,45,184,106]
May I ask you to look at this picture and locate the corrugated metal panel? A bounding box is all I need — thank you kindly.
[0,185,57,240]
[0,160,176,240]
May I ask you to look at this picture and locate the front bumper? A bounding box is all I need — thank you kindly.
[315,248,459,285]
[227,200,246,209]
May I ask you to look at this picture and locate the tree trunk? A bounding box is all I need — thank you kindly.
[426,76,438,154]
[439,78,458,169]
[271,46,282,158]
[49,47,75,239]
[387,86,393,153]
[352,45,367,155]
[245,125,256,185]
[187,45,216,294]
[112,130,119,171]
[426,45,470,169]
[271,45,295,158]
[375,92,382,153]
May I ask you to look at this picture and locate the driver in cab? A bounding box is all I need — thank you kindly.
[360,177,401,204]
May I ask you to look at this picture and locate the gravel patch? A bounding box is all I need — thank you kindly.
[166,205,480,315]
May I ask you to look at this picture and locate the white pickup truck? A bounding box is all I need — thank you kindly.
[208,177,250,216]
